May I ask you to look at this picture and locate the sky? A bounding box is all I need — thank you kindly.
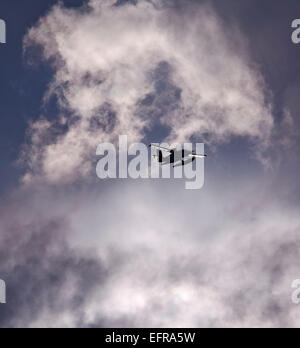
[0,0,300,328]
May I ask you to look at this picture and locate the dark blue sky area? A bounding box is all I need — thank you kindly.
[0,0,85,192]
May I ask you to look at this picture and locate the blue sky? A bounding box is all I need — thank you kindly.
[0,0,85,191]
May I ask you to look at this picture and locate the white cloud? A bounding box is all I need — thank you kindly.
[22,0,274,184]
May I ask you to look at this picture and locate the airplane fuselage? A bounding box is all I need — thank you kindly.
[156,149,195,166]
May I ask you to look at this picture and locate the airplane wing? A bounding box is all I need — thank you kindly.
[149,144,173,153]
[188,154,207,158]
[173,158,194,167]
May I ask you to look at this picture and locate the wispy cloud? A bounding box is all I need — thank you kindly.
[1,180,300,328]
[22,0,274,184]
